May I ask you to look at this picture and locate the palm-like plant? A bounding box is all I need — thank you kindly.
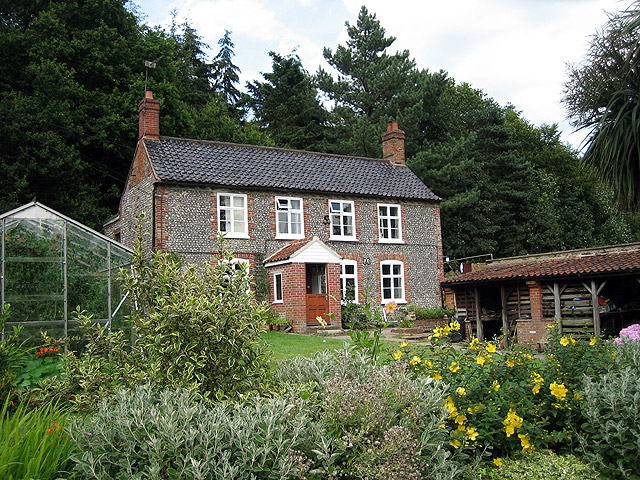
[564,2,640,211]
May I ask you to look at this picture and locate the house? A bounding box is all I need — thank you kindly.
[105,91,444,332]
[441,243,640,346]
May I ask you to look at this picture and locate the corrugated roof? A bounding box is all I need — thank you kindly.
[144,137,440,201]
[442,249,640,285]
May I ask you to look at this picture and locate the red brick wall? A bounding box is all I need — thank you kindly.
[517,280,551,346]
[138,92,160,140]
[374,253,410,304]
[268,262,342,333]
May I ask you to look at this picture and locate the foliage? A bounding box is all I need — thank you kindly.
[0,305,31,404]
[564,2,640,211]
[316,5,416,157]
[276,347,463,480]
[14,345,62,391]
[32,310,150,413]
[340,289,390,361]
[122,235,272,401]
[463,451,601,480]
[212,29,242,105]
[246,51,330,151]
[0,396,77,480]
[69,384,323,479]
[407,304,456,320]
[579,365,640,479]
[392,332,616,461]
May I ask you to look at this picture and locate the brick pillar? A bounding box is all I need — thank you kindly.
[327,263,342,327]
[154,186,168,251]
[139,90,160,140]
[381,121,405,166]
[519,280,546,346]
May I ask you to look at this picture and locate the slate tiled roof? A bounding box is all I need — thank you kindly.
[144,137,440,201]
[442,248,640,285]
[263,237,314,264]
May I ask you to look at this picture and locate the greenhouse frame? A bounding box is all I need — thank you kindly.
[1,202,133,343]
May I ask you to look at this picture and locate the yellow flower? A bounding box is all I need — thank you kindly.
[524,354,532,361]
[456,387,467,396]
[438,423,446,428]
[466,427,479,440]
[433,372,443,380]
[491,380,500,392]
[502,408,523,437]
[455,414,467,425]
[399,342,408,348]
[425,360,433,368]
[518,433,534,452]
[590,337,597,346]
[449,320,461,331]
[469,337,480,351]
[393,350,402,360]
[550,381,568,401]
[476,356,486,366]
[410,355,421,366]
[560,336,570,346]
[493,458,503,467]
[486,343,497,353]
[505,358,515,368]
[450,439,462,449]
[546,323,555,329]
[570,336,576,344]
[449,361,460,373]
[532,384,541,394]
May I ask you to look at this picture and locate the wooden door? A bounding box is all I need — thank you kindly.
[306,264,328,324]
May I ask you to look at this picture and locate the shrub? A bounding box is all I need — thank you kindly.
[0,397,77,480]
[391,334,601,460]
[69,384,323,479]
[578,339,640,479]
[277,347,461,480]
[463,451,601,480]
[122,235,272,401]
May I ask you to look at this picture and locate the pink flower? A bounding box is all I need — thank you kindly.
[615,324,640,344]
[384,301,397,314]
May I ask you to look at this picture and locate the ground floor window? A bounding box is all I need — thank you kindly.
[340,260,358,303]
[273,272,283,303]
[380,260,405,303]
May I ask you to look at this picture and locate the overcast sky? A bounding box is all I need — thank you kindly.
[132,0,628,151]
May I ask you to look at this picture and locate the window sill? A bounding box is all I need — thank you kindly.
[272,300,284,305]
[275,234,304,241]
[329,236,358,242]
[220,233,250,239]
[382,299,407,305]
[378,239,405,244]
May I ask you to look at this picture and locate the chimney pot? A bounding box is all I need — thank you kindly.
[381,122,405,166]
[139,91,160,140]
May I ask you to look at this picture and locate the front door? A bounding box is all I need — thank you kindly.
[306,264,329,324]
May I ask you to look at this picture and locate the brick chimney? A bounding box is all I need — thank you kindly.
[381,121,405,166]
[138,90,160,140]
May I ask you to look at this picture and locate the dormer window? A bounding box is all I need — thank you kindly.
[329,200,356,241]
[275,196,304,239]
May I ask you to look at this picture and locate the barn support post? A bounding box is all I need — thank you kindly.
[500,286,509,347]
[584,280,607,338]
[474,287,483,341]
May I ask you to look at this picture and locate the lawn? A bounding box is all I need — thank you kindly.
[261,330,352,362]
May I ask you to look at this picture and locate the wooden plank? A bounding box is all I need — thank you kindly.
[475,287,483,341]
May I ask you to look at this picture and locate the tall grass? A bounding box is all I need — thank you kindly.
[0,397,77,480]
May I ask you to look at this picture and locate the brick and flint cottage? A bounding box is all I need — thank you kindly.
[105,91,444,332]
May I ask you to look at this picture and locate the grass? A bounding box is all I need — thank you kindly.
[261,331,352,362]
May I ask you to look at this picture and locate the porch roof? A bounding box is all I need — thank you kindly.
[442,245,640,286]
[263,236,342,266]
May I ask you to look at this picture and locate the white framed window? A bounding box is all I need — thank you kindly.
[217,193,248,238]
[329,200,356,240]
[273,272,283,303]
[340,260,358,303]
[380,260,405,303]
[275,196,304,239]
[378,203,403,243]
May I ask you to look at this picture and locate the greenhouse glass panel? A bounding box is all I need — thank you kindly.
[1,203,133,343]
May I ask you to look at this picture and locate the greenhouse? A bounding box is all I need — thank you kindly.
[1,202,133,344]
